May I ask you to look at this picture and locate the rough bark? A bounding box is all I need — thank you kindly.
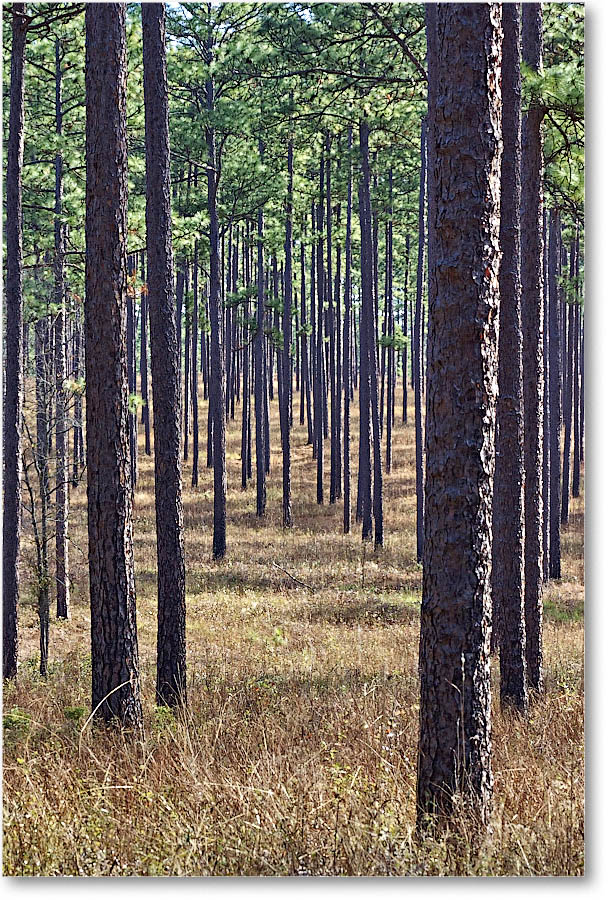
[491,3,527,711]
[3,3,27,679]
[85,2,142,727]
[142,2,186,705]
[417,2,501,827]
[521,1,545,692]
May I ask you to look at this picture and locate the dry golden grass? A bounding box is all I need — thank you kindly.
[3,382,584,875]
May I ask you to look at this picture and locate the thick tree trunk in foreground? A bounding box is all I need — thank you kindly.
[3,3,27,680]
[85,2,142,727]
[521,1,545,692]
[491,3,527,712]
[142,2,187,706]
[417,2,501,828]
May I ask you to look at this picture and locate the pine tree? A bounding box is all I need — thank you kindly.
[417,2,501,827]
[85,1,142,727]
[142,1,187,707]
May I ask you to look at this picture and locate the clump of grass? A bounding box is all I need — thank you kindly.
[5,386,584,875]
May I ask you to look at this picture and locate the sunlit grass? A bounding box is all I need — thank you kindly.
[4,381,584,875]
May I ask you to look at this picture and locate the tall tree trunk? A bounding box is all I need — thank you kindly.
[72,301,84,484]
[140,256,151,456]
[35,317,50,676]
[255,142,267,516]
[491,3,527,712]
[183,266,190,461]
[225,226,233,423]
[403,235,409,424]
[127,266,137,491]
[561,246,575,523]
[205,68,227,559]
[358,121,374,543]
[343,126,353,534]
[242,222,251,489]
[316,156,325,504]
[414,119,427,563]
[85,2,142,727]
[191,242,200,486]
[386,172,394,474]
[327,132,338,506]
[54,36,70,620]
[521,1,545,692]
[572,235,581,498]
[359,119,384,549]
[579,313,584,464]
[301,242,313,444]
[272,257,280,405]
[176,264,184,412]
[548,208,562,579]
[417,1,500,828]
[335,207,342,499]
[281,136,294,527]
[542,211,550,583]
[263,328,271,475]
[142,2,186,706]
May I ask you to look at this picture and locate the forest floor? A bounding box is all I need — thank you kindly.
[3,383,584,876]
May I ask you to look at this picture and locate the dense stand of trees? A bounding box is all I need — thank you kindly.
[3,1,584,828]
